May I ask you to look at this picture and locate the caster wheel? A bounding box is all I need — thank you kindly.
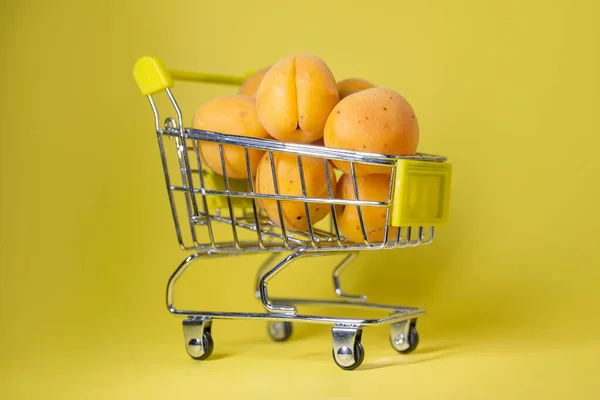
[267,321,292,342]
[333,340,365,371]
[391,324,419,354]
[187,332,214,360]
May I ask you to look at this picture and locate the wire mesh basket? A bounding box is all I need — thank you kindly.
[134,56,452,370]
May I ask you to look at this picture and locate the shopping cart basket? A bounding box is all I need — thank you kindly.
[133,56,452,370]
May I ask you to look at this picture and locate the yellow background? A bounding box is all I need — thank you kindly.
[1,0,599,398]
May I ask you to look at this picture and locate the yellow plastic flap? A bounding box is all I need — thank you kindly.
[391,160,452,227]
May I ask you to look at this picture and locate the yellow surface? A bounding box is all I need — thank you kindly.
[1,0,600,398]
[392,160,452,227]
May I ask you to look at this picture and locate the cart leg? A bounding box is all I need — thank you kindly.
[168,251,248,359]
[183,317,214,360]
[257,251,366,341]
[258,250,359,315]
[167,252,203,314]
[255,252,297,340]
[331,325,365,370]
[254,251,366,305]
[167,250,245,314]
[258,251,303,314]
[254,252,283,299]
[332,252,367,301]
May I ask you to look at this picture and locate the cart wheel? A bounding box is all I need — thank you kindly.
[187,332,214,360]
[391,323,419,354]
[267,321,293,342]
[332,340,365,371]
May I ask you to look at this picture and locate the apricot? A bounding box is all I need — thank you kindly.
[192,95,268,179]
[324,87,419,176]
[337,78,375,100]
[255,152,337,231]
[256,53,339,144]
[336,173,393,243]
[239,66,270,97]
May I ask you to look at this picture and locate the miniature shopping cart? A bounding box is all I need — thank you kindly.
[133,56,452,370]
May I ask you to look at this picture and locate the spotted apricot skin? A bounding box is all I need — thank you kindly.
[336,173,393,243]
[255,152,337,231]
[324,87,419,176]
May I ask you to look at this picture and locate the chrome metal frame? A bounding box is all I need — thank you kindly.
[167,250,424,325]
[144,87,446,369]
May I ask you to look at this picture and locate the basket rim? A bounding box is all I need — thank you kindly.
[169,128,448,165]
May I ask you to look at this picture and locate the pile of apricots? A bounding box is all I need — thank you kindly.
[192,53,419,243]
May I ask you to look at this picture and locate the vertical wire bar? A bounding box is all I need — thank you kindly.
[148,95,184,248]
[350,162,371,247]
[148,94,161,133]
[166,88,200,247]
[174,136,199,247]
[296,155,316,247]
[218,144,240,249]
[427,227,435,244]
[245,148,264,248]
[193,140,216,247]
[166,89,200,216]
[323,159,343,246]
[269,151,289,247]
[394,226,402,247]
[417,226,424,245]
[408,226,421,246]
[382,165,397,247]
[405,226,413,246]
[390,159,403,248]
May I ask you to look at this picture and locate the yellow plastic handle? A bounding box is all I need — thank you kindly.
[133,56,248,95]
[170,70,246,86]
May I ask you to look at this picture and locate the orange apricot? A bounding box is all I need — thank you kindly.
[239,66,270,97]
[192,95,268,179]
[337,78,375,100]
[256,53,339,144]
[336,173,393,243]
[324,87,419,176]
[255,152,337,231]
